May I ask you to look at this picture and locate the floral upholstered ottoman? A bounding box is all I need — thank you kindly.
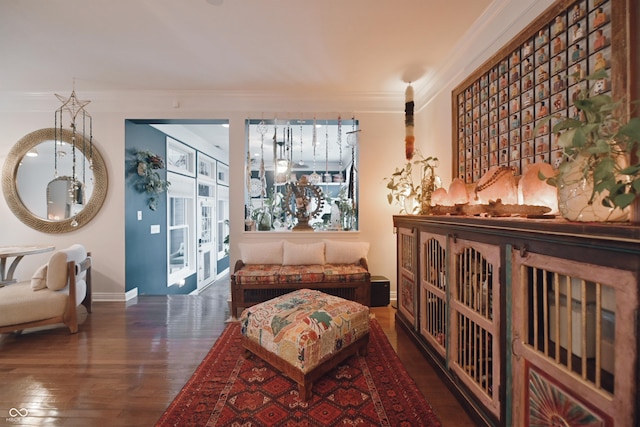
[239,288,370,401]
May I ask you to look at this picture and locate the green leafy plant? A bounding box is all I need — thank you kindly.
[384,151,439,214]
[133,149,171,210]
[541,70,640,211]
[251,189,284,230]
[324,185,356,230]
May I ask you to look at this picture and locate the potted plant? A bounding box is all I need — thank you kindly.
[384,151,439,214]
[541,70,640,222]
[251,189,284,231]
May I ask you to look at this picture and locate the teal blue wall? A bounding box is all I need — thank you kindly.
[124,120,197,295]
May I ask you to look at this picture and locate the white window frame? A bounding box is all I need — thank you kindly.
[167,172,196,286]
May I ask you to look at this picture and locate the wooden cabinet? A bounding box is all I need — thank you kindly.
[394,215,639,427]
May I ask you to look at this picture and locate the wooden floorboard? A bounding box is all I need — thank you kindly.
[0,276,477,426]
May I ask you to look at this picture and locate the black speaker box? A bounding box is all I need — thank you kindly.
[370,275,390,307]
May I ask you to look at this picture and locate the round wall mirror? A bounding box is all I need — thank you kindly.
[2,128,108,233]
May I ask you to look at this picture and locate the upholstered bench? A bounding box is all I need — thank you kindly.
[231,240,371,318]
[239,288,370,401]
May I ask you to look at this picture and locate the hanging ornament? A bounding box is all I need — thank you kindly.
[348,117,357,200]
[405,84,415,160]
[309,116,321,184]
[257,119,268,199]
[53,79,93,225]
[298,120,304,166]
[324,120,331,183]
[337,115,343,171]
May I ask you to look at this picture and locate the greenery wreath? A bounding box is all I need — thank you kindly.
[133,149,171,210]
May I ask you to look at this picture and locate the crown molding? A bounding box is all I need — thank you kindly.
[0,89,405,115]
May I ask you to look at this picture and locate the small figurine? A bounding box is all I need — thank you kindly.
[510,82,519,97]
[536,29,548,46]
[511,67,520,82]
[538,101,549,117]
[572,23,584,43]
[538,67,548,82]
[572,63,585,83]
[571,4,584,23]
[553,75,565,92]
[537,84,547,100]
[524,75,533,91]
[553,56,564,73]
[594,78,608,94]
[572,86,583,102]
[593,7,607,27]
[537,47,548,63]
[553,16,565,36]
[511,114,520,129]
[571,44,585,63]
[594,52,607,72]
[524,125,533,141]
[511,51,520,65]
[500,89,508,104]
[593,29,607,50]
[511,98,520,112]
[553,36,564,55]
[553,94,565,111]
[500,74,508,89]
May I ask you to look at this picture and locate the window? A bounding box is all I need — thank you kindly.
[217,185,229,259]
[167,137,196,176]
[245,117,360,231]
[167,172,196,286]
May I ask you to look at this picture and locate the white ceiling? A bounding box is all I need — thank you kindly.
[0,0,492,95]
[1,0,493,161]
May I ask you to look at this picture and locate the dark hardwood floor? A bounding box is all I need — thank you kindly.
[0,276,477,426]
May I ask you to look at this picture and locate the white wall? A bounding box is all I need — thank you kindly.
[0,92,405,300]
[0,0,557,301]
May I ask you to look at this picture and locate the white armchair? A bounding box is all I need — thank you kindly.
[0,244,92,334]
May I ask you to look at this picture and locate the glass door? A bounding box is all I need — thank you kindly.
[197,194,215,290]
[197,154,216,290]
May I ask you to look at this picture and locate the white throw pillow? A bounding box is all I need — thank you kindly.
[324,240,369,264]
[31,264,48,291]
[283,241,325,265]
[239,241,284,264]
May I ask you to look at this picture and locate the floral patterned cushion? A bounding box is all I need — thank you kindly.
[233,264,282,285]
[240,289,370,373]
[233,263,368,285]
[277,264,325,284]
[322,263,369,282]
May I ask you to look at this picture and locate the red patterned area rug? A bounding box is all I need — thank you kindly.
[156,318,442,426]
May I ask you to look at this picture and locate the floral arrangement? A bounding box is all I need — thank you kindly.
[133,149,170,210]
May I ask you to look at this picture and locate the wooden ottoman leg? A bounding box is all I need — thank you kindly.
[300,382,313,402]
